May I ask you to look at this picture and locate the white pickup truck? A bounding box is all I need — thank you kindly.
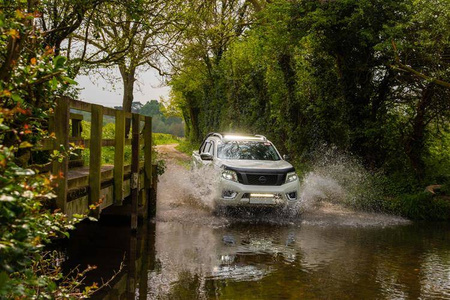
[192,133,300,209]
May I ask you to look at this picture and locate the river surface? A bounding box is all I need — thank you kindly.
[63,145,450,299]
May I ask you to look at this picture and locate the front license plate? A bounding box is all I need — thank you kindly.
[249,197,276,205]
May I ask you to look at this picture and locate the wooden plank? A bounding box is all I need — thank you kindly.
[89,104,103,211]
[68,138,116,148]
[130,114,140,230]
[143,117,153,216]
[71,116,83,167]
[37,138,54,151]
[65,196,88,219]
[114,110,126,205]
[148,164,157,219]
[101,139,116,147]
[70,113,84,121]
[67,165,114,190]
[68,159,84,169]
[103,106,116,117]
[52,97,70,213]
[69,99,92,112]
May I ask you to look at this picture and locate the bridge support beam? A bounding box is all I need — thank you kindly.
[130,114,140,231]
[52,97,70,213]
[89,104,103,216]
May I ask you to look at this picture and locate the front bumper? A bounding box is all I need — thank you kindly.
[215,178,300,207]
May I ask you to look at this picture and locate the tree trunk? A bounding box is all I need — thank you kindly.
[188,105,200,142]
[119,65,136,136]
[278,53,302,124]
[405,83,435,182]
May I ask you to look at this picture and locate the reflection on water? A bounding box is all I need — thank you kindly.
[64,219,450,300]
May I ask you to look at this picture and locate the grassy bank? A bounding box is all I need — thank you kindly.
[153,133,181,145]
[385,187,450,221]
[175,139,200,156]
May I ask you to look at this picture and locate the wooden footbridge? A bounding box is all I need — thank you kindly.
[41,97,157,229]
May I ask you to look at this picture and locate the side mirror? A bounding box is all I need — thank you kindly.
[200,153,213,161]
[283,154,290,161]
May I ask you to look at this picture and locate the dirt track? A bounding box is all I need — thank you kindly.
[155,143,190,162]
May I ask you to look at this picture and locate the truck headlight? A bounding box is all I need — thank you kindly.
[285,172,298,183]
[222,170,238,182]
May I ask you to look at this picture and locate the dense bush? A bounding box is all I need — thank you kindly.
[387,193,450,220]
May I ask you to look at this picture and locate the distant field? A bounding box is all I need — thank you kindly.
[79,121,181,165]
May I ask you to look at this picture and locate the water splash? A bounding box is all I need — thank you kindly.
[185,164,221,210]
[157,162,221,213]
[157,145,408,227]
[296,147,384,212]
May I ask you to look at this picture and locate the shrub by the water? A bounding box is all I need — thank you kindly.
[387,192,450,220]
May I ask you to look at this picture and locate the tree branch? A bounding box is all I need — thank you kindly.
[391,40,450,89]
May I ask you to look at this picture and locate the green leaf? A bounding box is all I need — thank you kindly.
[11,93,23,103]
[19,141,33,148]
[72,214,85,220]
[61,76,77,85]
[53,56,67,69]
[50,77,59,90]
[48,281,57,292]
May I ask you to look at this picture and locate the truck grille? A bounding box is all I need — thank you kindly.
[237,172,286,186]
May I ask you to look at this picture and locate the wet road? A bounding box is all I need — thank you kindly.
[63,144,450,299]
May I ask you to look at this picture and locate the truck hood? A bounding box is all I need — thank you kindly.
[219,159,295,173]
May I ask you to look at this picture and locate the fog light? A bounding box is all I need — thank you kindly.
[286,192,297,201]
[222,190,238,199]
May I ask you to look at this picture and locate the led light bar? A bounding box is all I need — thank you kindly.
[250,193,275,198]
[223,135,263,141]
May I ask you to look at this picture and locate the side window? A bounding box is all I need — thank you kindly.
[209,141,215,156]
[204,142,212,154]
[200,141,207,153]
[205,141,215,156]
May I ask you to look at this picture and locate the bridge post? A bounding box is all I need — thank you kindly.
[114,110,126,205]
[89,104,103,214]
[144,116,155,218]
[52,97,70,213]
[130,114,140,230]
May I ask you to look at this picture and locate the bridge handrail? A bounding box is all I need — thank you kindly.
[49,97,152,225]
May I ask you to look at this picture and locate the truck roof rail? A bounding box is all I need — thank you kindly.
[205,132,223,139]
[254,135,267,141]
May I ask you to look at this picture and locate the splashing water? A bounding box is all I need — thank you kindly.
[157,144,408,226]
[185,164,221,210]
[297,148,384,212]
[158,161,221,212]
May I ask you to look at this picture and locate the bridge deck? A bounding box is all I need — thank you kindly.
[67,163,144,190]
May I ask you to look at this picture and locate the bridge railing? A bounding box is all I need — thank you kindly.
[40,97,153,228]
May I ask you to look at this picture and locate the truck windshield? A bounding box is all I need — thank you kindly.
[217,141,280,160]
